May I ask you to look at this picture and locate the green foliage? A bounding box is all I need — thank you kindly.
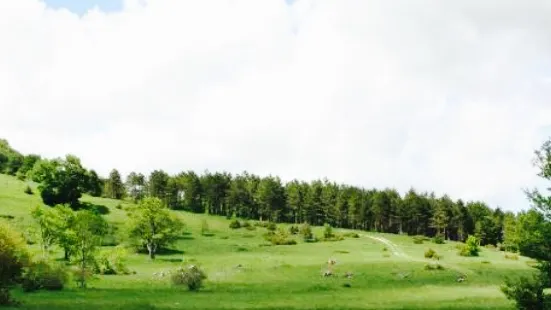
[71,210,107,288]
[0,221,29,305]
[289,225,299,235]
[323,223,334,239]
[433,234,445,244]
[413,235,425,244]
[501,274,551,310]
[343,232,360,238]
[299,223,313,241]
[95,246,130,275]
[104,169,125,199]
[424,248,439,259]
[86,170,103,197]
[229,219,241,229]
[171,265,207,291]
[24,185,33,195]
[264,228,297,245]
[126,197,184,259]
[424,262,445,270]
[459,235,480,257]
[31,205,60,257]
[505,253,520,261]
[21,260,68,292]
[266,222,277,231]
[35,155,89,208]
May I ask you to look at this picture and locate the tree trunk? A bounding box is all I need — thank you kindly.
[64,248,70,261]
[147,243,156,260]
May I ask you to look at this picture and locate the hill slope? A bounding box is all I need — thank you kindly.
[0,174,534,310]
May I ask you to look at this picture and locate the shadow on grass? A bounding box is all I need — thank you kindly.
[77,201,110,215]
[158,258,183,263]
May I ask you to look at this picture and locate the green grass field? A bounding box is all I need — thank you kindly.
[0,174,535,309]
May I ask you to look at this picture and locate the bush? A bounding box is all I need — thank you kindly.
[171,265,207,291]
[21,260,68,292]
[289,225,299,235]
[266,222,277,232]
[95,246,130,275]
[323,224,334,239]
[424,262,445,270]
[24,185,33,195]
[229,219,241,229]
[413,235,425,244]
[501,274,551,310]
[265,228,297,245]
[505,253,520,261]
[433,234,445,244]
[425,248,438,259]
[299,223,313,241]
[343,232,360,238]
[245,225,256,231]
[0,222,30,305]
[458,235,480,257]
[242,221,251,228]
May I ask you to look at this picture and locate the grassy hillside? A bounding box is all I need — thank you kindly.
[0,174,535,310]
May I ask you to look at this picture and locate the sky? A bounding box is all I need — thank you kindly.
[2,0,551,212]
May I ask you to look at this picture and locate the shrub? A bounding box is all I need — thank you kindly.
[505,253,519,261]
[21,260,68,292]
[424,263,445,270]
[299,223,313,241]
[229,219,241,229]
[501,274,550,310]
[95,246,130,275]
[266,222,277,231]
[425,248,438,259]
[171,265,207,291]
[266,229,297,245]
[413,235,425,244]
[0,221,30,305]
[24,185,33,195]
[323,224,334,239]
[289,225,299,235]
[458,235,480,257]
[115,204,123,210]
[242,221,251,228]
[245,225,256,231]
[343,232,360,238]
[485,244,497,251]
[433,234,445,244]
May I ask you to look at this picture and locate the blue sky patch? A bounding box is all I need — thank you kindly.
[43,0,123,15]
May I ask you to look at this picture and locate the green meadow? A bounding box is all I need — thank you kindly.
[0,174,535,309]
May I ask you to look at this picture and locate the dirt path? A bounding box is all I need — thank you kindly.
[362,234,473,275]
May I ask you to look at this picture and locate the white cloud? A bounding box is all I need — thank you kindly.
[2,0,551,211]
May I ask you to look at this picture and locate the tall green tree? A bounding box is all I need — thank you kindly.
[502,138,551,309]
[178,171,203,213]
[105,169,125,199]
[36,155,89,208]
[30,205,59,257]
[86,170,103,197]
[126,197,184,259]
[71,210,107,288]
[125,172,146,202]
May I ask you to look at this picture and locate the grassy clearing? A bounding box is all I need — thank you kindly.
[0,174,535,309]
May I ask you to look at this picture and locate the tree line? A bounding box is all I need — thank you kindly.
[0,138,513,245]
